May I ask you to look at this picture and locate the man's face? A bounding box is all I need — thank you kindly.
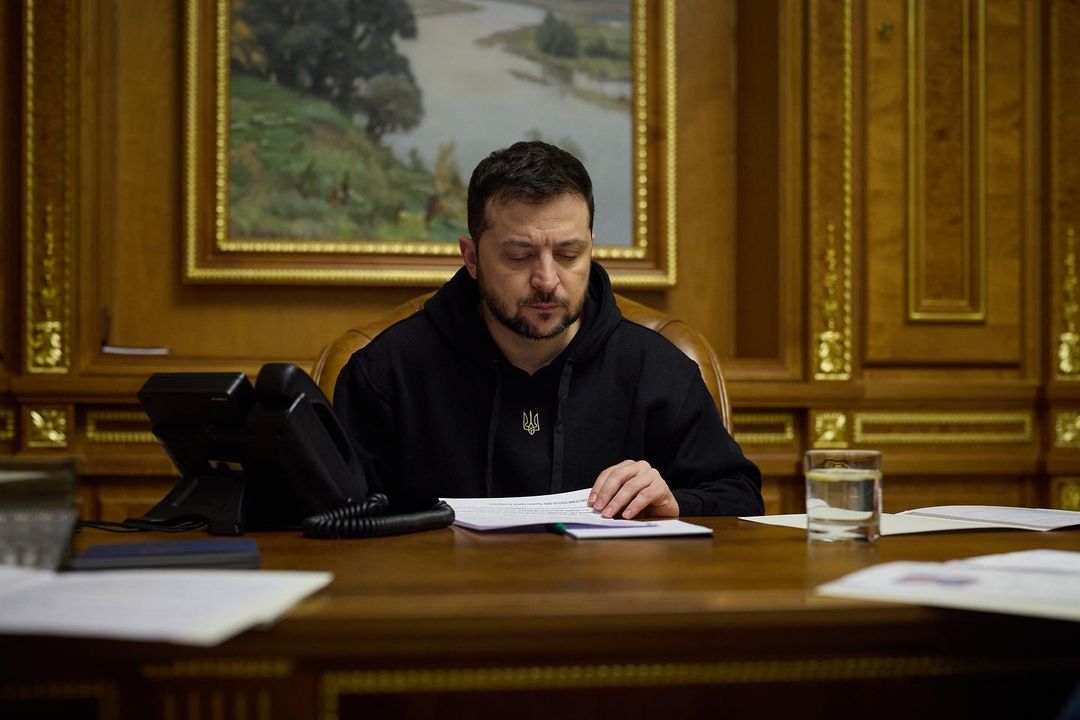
[460,194,593,341]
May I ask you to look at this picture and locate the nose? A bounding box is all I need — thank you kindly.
[530,253,559,293]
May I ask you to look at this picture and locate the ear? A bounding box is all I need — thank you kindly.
[459,235,479,279]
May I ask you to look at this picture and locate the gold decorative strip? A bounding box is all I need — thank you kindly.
[854,412,1032,445]
[812,411,850,448]
[633,0,649,255]
[0,408,15,441]
[839,0,853,377]
[86,410,157,444]
[1054,410,1080,448]
[1057,478,1080,511]
[27,408,68,448]
[812,0,853,380]
[319,656,1072,719]
[732,413,796,446]
[0,681,119,720]
[1059,226,1080,376]
[143,659,292,679]
[184,0,676,286]
[661,0,678,286]
[23,0,72,373]
[906,0,987,323]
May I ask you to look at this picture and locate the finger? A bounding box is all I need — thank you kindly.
[622,475,677,519]
[593,460,648,510]
[608,467,664,519]
[590,460,636,507]
[599,471,654,518]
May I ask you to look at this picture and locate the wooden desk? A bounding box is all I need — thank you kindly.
[2,520,1079,719]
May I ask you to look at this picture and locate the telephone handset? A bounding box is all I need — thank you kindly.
[137,363,454,538]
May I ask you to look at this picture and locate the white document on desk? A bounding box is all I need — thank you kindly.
[0,566,331,646]
[899,506,1080,531]
[443,488,659,531]
[816,550,1080,622]
[560,519,712,539]
[738,509,1067,537]
[739,513,1000,535]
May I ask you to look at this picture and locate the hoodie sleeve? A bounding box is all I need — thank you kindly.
[332,352,397,500]
[659,374,765,517]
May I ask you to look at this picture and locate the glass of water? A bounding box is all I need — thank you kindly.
[805,449,882,543]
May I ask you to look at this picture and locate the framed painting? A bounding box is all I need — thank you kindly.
[183,0,676,286]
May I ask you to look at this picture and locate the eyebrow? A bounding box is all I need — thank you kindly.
[500,238,587,249]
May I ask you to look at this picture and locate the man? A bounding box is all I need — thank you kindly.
[334,141,763,518]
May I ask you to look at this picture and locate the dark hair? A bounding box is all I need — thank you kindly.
[466,141,594,241]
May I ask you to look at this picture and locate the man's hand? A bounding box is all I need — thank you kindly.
[589,460,679,519]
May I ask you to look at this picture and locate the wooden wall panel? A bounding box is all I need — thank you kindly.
[1046,0,1080,510]
[0,2,19,387]
[623,0,736,357]
[1051,0,1080,382]
[865,0,1028,369]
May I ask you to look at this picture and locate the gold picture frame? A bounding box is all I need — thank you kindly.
[182,0,677,287]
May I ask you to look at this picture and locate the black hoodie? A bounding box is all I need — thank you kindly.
[333,262,764,516]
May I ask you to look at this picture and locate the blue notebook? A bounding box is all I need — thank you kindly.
[68,539,260,571]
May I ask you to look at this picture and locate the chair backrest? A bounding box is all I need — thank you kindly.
[312,292,731,431]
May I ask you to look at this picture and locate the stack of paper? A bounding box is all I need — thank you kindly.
[0,566,331,646]
[442,488,712,539]
[816,550,1080,622]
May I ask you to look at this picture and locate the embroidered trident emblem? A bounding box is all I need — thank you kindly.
[522,411,540,436]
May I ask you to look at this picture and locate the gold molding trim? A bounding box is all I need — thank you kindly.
[732,412,796,446]
[815,222,850,379]
[1056,478,1080,511]
[0,681,119,720]
[143,659,292,679]
[1059,226,1080,376]
[906,0,987,323]
[813,411,850,448]
[319,657,1068,719]
[184,0,677,286]
[86,410,157,444]
[27,408,68,448]
[1054,410,1080,448]
[23,0,72,373]
[854,411,1032,445]
[661,0,678,286]
[812,0,853,381]
[0,408,15,442]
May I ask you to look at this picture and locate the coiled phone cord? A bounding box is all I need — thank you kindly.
[301,493,455,539]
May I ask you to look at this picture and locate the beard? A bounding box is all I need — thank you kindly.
[476,262,586,341]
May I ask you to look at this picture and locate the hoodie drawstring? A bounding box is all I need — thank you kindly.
[549,361,574,493]
[484,364,503,496]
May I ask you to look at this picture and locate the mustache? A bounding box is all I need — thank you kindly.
[517,292,570,309]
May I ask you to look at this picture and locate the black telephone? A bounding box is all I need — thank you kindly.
[136,363,453,538]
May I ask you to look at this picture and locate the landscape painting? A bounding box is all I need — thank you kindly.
[228,0,634,249]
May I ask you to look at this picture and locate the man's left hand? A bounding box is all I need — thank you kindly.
[589,460,679,519]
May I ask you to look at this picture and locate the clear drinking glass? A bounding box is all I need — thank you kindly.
[804,449,882,543]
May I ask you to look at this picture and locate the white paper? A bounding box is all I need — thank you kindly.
[816,550,1080,622]
[560,519,712,540]
[739,512,1000,535]
[442,488,646,531]
[0,566,331,646]
[900,505,1080,531]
